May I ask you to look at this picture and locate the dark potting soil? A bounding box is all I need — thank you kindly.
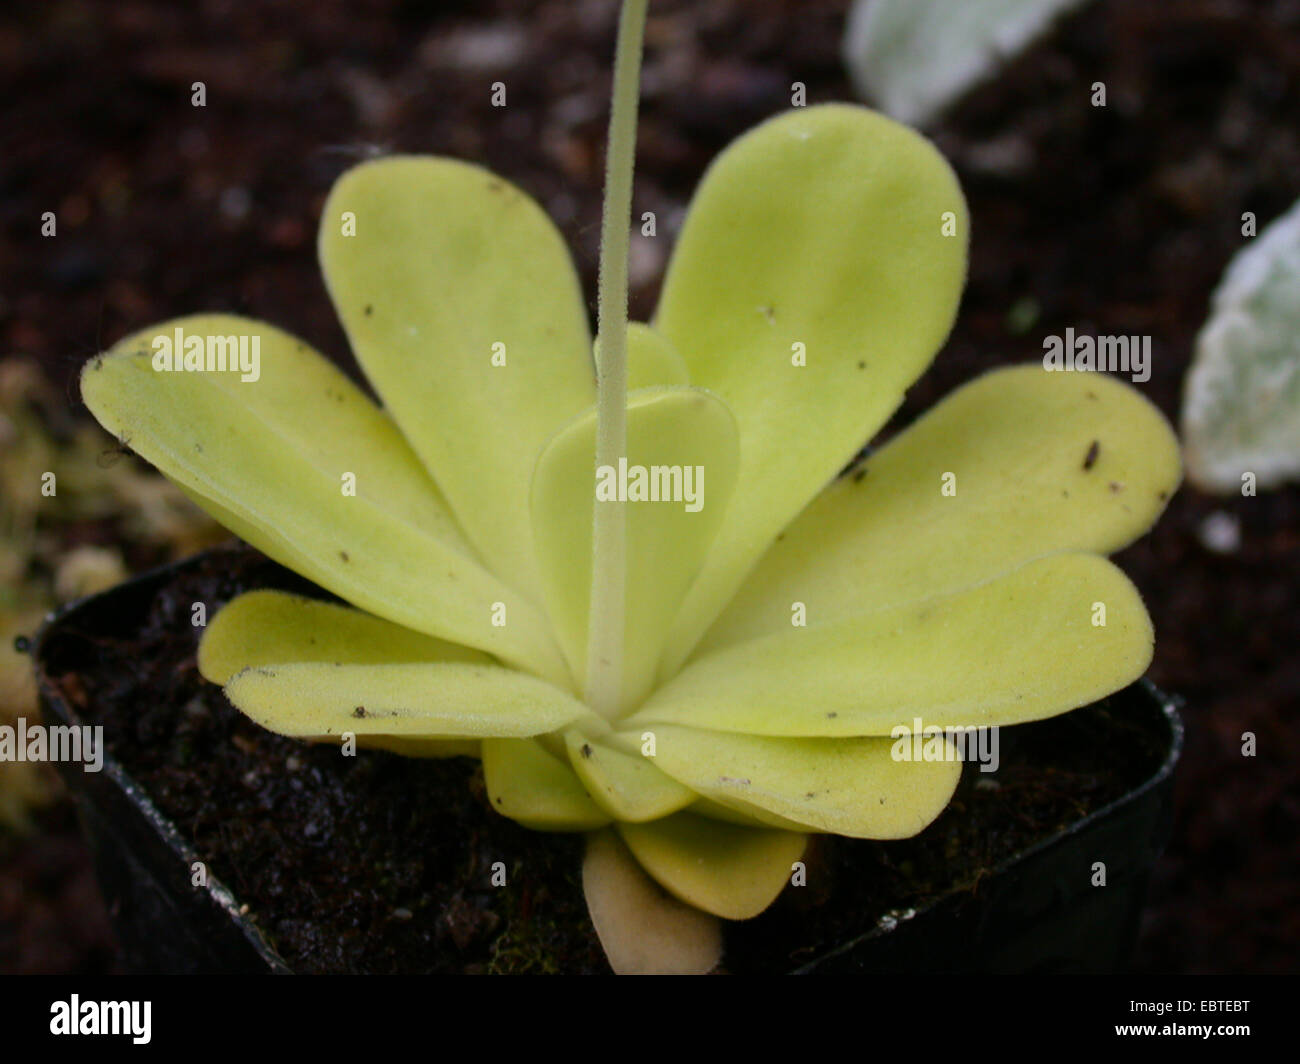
[35,544,1168,974]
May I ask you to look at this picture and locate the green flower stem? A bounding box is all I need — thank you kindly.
[587,0,648,717]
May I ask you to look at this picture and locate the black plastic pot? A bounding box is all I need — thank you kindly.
[794,682,1182,973]
[33,549,1182,974]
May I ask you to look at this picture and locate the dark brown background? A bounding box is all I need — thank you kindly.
[1,0,1296,973]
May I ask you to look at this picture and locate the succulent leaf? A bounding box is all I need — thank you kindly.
[654,104,970,679]
[319,157,595,602]
[532,386,739,713]
[563,730,696,822]
[703,365,1180,653]
[81,316,569,685]
[617,812,807,920]
[198,590,489,685]
[482,737,611,831]
[582,829,722,975]
[643,726,961,839]
[631,552,1153,737]
[224,662,593,748]
[624,322,690,390]
[681,796,813,832]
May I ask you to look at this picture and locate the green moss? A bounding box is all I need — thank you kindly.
[485,864,566,975]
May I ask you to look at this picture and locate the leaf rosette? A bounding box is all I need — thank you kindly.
[82,103,1179,973]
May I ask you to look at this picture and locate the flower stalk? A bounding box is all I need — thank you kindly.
[587,0,648,717]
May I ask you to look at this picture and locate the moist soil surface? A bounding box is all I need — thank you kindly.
[2,0,1298,972]
[35,545,1169,974]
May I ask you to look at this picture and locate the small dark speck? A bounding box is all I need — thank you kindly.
[1062,489,1069,498]
[826,712,838,719]
[13,635,30,654]
[495,797,503,805]
[776,532,785,542]
[581,743,593,759]
[1158,490,1169,500]
[852,467,867,484]
[879,797,886,804]
[194,443,203,453]
[487,180,504,193]
[857,361,866,370]
[804,791,815,799]
[364,305,373,316]
[339,551,349,562]
[1083,440,1100,470]
[1086,390,1098,400]
[353,706,367,718]
[1109,481,1123,493]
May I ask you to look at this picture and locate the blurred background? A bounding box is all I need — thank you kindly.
[1,0,1296,973]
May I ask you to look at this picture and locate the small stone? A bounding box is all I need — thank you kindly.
[1198,510,1241,554]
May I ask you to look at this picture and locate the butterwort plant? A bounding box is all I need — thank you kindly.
[81,0,1180,973]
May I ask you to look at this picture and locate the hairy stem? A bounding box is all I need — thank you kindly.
[586,0,648,717]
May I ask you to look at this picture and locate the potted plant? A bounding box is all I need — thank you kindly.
[34,0,1182,973]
